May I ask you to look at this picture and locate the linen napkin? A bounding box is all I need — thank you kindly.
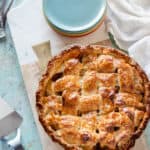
[106,0,150,78]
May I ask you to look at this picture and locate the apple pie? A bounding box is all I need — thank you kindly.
[36,45,150,150]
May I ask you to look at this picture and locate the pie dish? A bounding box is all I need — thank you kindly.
[36,45,150,150]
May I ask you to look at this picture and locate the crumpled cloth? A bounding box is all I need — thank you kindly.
[106,0,150,77]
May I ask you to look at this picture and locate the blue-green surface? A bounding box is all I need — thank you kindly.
[0,0,42,150]
[43,0,106,34]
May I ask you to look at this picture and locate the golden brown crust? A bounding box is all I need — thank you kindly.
[36,45,150,150]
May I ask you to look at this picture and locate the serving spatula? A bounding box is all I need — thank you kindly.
[0,97,24,150]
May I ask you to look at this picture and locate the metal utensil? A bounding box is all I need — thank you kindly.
[0,0,14,39]
[0,14,5,38]
[0,0,7,38]
[3,129,24,150]
[0,97,24,150]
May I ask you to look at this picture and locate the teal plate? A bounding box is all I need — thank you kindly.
[43,0,106,36]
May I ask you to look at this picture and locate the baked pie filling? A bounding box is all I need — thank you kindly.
[36,45,150,150]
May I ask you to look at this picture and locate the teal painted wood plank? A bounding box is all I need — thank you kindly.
[0,16,42,150]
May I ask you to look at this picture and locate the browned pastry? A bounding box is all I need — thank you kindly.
[36,45,150,150]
